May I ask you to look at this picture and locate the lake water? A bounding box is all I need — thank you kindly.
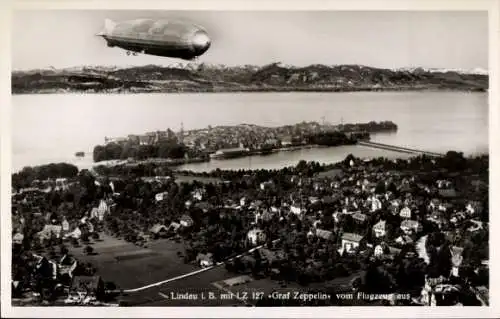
[12,91,488,173]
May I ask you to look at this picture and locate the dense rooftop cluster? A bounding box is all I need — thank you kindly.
[11,151,489,306]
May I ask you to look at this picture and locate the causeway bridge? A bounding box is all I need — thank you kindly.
[357,141,445,157]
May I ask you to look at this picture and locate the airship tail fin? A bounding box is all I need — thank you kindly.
[97,18,117,36]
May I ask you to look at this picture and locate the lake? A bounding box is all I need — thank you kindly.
[12,91,488,172]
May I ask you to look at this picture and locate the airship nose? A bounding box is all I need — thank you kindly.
[191,31,211,54]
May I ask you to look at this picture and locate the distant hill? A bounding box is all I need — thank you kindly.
[11,63,488,94]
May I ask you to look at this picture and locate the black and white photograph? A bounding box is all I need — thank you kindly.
[2,1,498,317]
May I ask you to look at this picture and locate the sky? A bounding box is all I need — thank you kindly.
[12,10,488,70]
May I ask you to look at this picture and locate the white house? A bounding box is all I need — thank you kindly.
[401,220,421,235]
[373,220,387,238]
[400,207,412,219]
[155,192,168,202]
[371,196,382,212]
[339,232,363,255]
[69,227,82,239]
[180,215,194,228]
[13,232,24,245]
[290,205,303,216]
[374,244,386,257]
[247,228,266,246]
[450,246,464,277]
[62,219,70,232]
[97,199,109,221]
[193,190,204,201]
[240,197,247,207]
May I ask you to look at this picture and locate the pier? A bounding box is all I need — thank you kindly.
[357,141,444,157]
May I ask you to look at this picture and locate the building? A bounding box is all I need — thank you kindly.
[450,246,464,277]
[373,220,387,238]
[155,192,168,202]
[37,224,63,242]
[290,205,303,216]
[13,232,24,245]
[400,220,421,235]
[339,232,364,255]
[374,243,387,257]
[315,228,334,241]
[97,199,109,221]
[180,215,194,228]
[150,224,168,238]
[399,207,412,219]
[352,212,367,224]
[66,276,105,305]
[247,228,267,246]
[196,252,214,268]
[223,275,253,287]
[62,219,70,233]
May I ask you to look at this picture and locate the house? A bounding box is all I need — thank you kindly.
[97,199,109,221]
[374,243,387,257]
[339,232,364,255]
[259,248,286,266]
[260,181,275,191]
[399,206,412,219]
[290,205,303,216]
[388,246,402,258]
[150,224,168,238]
[193,189,204,201]
[155,192,168,202]
[247,228,266,246]
[352,212,367,224]
[400,220,421,234]
[196,252,214,268]
[395,235,414,245]
[66,276,105,305]
[439,188,458,199]
[67,227,82,239]
[436,180,452,189]
[370,196,383,212]
[466,201,483,216]
[37,224,63,241]
[62,219,70,233]
[240,197,247,207]
[13,232,24,245]
[373,220,387,238]
[315,229,334,241]
[180,215,194,228]
[450,246,464,277]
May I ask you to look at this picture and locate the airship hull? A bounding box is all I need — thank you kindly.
[97,19,211,60]
[104,36,198,60]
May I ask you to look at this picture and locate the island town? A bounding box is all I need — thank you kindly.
[91,120,397,164]
[11,120,489,307]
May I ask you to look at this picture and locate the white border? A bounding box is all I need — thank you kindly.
[1,0,499,318]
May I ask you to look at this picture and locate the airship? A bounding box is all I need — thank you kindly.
[96,18,211,60]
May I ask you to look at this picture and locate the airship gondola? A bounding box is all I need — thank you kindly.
[96,18,211,60]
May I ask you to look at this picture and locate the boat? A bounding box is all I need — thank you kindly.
[209,147,250,160]
[75,151,85,157]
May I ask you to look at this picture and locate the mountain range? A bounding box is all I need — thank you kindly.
[11,63,488,94]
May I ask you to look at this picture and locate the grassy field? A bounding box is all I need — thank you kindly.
[68,233,364,307]
[68,233,198,289]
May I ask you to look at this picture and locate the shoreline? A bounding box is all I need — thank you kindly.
[12,87,487,95]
